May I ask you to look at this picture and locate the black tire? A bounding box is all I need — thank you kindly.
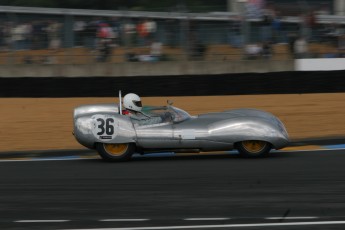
[96,143,135,162]
[236,140,271,158]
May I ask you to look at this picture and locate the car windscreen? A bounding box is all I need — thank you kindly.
[168,106,191,123]
[142,106,168,117]
[142,106,191,123]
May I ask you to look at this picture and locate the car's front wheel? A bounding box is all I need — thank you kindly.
[96,143,135,162]
[236,140,271,158]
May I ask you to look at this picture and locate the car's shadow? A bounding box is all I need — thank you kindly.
[122,151,294,163]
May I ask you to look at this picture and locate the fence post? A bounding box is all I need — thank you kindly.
[63,14,74,64]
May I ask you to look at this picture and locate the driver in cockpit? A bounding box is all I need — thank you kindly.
[122,93,162,126]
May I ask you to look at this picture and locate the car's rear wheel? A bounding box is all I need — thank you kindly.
[96,143,135,162]
[236,140,271,158]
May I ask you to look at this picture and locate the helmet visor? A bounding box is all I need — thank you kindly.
[133,100,142,107]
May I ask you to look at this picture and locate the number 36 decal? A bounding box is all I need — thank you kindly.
[91,115,119,140]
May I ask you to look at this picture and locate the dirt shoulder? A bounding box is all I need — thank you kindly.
[1,93,344,152]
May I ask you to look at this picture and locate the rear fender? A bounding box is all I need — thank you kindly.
[208,117,289,149]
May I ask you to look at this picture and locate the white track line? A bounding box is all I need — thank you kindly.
[61,220,345,230]
[15,220,70,223]
[0,158,92,163]
[184,218,231,221]
[265,216,318,220]
[100,219,149,222]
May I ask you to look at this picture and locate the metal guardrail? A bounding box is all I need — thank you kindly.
[0,5,344,24]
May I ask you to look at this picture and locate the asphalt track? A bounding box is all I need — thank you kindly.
[1,150,345,229]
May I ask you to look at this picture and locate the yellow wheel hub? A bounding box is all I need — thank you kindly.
[242,140,267,154]
[104,143,128,156]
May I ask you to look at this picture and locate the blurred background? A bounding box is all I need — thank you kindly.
[0,0,344,152]
[0,0,344,64]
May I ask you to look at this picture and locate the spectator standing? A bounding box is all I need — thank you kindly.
[22,22,33,50]
[11,23,27,50]
[261,7,274,42]
[3,22,12,51]
[123,19,136,48]
[294,36,308,59]
[137,19,148,46]
[165,19,178,48]
[96,23,113,62]
[10,24,19,50]
[46,20,62,50]
[11,23,32,50]
[0,24,4,50]
[228,16,243,48]
[96,22,107,49]
[189,32,206,60]
[109,17,121,46]
[74,20,86,47]
[32,20,45,49]
[272,13,284,44]
[84,18,100,49]
[300,11,316,41]
[145,19,157,42]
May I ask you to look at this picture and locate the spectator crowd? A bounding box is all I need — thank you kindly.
[0,8,344,64]
[0,20,62,51]
[73,17,160,62]
[240,3,345,59]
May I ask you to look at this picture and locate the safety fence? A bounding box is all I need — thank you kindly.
[0,6,344,64]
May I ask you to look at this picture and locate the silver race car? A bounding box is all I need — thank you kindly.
[73,97,289,161]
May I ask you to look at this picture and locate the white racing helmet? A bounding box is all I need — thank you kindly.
[123,93,142,112]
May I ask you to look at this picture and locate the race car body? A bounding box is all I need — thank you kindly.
[73,102,289,161]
